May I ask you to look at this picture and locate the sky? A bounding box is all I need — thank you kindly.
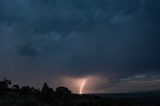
[0,0,160,93]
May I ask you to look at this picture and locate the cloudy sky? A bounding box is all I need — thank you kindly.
[0,0,160,93]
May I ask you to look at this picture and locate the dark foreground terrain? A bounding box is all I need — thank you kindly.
[0,78,159,106]
[94,91,160,106]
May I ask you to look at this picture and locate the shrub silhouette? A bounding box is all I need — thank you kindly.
[0,78,135,106]
[20,86,32,94]
[55,86,71,95]
[12,84,20,92]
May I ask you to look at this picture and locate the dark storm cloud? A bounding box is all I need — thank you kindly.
[0,0,160,92]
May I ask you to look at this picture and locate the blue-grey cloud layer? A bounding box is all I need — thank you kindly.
[0,0,160,92]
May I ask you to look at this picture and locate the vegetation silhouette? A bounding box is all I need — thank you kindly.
[0,78,159,106]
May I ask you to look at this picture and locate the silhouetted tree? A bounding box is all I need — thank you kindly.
[0,78,11,89]
[3,78,11,85]
[0,78,11,95]
[0,81,8,90]
[41,82,54,103]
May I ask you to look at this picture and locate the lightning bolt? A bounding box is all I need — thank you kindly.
[80,79,86,94]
